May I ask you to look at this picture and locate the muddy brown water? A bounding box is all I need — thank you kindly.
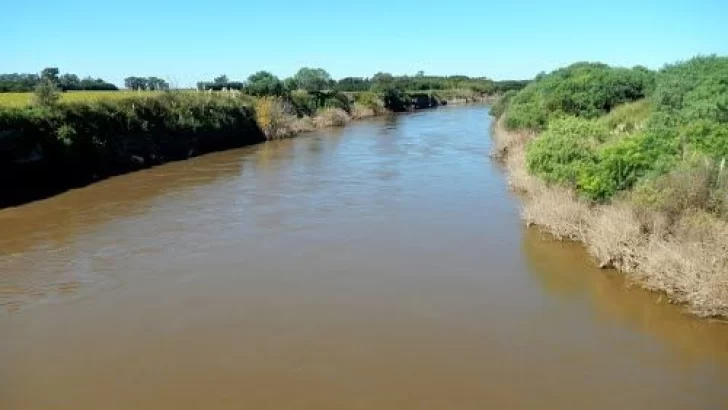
[1,106,727,409]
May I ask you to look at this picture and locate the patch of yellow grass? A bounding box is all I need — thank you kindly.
[0,90,179,108]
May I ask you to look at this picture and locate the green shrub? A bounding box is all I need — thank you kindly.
[504,62,654,131]
[354,91,384,111]
[578,132,668,200]
[1,92,263,181]
[490,90,517,118]
[525,117,606,187]
[288,90,317,117]
[321,91,352,113]
[598,99,652,134]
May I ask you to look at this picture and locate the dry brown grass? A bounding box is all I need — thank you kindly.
[313,108,350,128]
[492,117,728,318]
[522,183,592,242]
[350,103,377,120]
[286,116,315,134]
[637,212,728,317]
[586,202,645,270]
[490,117,534,161]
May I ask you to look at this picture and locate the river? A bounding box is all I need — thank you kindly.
[1,105,727,409]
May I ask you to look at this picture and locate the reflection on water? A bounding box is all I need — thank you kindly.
[0,151,245,309]
[523,228,728,366]
[1,106,727,410]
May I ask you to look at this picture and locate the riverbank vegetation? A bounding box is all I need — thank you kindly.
[0,66,527,206]
[492,55,728,317]
[0,93,264,206]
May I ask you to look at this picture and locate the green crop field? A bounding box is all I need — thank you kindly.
[0,90,170,107]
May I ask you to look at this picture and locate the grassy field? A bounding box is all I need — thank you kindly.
[0,90,171,108]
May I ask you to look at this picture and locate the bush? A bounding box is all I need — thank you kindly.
[490,90,517,118]
[288,90,317,117]
[525,117,606,187]
[313,108,350,128]
[1,92,264,185]
[504,62,654,131]
[321,91,352,113]
[598,99,652,134]
[631,156,728,220]
[33,79,61,107]
[254,96,290,139]
[354,92,385,112]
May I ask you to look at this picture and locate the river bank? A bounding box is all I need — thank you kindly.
[491,116,728,318]
[0,88,501,207]
[4,105,728,410]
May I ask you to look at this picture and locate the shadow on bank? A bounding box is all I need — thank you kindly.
[0,93,266,208]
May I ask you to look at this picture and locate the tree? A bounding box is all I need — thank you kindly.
[245,71,284,96]
[336,77,371,92]
[33,78,60,107]
[41,67,60,84]
[124,76,148,90]
[214,75,229,85]
[59,74,80,91]
[283,77,298,91]
[370,72,396,92]
[147,77,169,90]
[293,67,332,93]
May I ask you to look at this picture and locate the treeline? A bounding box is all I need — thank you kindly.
[196,67,527,96]
[0,68,118,92]
[124,76,170,91]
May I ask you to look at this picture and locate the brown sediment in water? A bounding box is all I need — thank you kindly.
[491,116,728,318]
[2,106,728,410]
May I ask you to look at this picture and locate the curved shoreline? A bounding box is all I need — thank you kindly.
[491,116,728,319]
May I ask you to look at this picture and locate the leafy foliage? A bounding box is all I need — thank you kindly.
[124,76,170,91]
[1,68,117,92]
[33,78,61,107]
[293,68,332,93]
[503,62,654,131]
[0,93,263,184]
[245,71,284,97]
[510,55,728,205]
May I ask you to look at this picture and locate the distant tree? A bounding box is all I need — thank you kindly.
[335,77,371,92]
[214,75,229,85]
[283,77,298,91]
[33,78,60,107]
[146,76,169,90]
[41,67,60,84]
[245,71,284,96]
[293,68,332,93]
[0,69,116,92]
[124,76,149,91]
[416,70,425,77]
[59,73,80,91]
[79,76,118,91]
[370,72,396,92]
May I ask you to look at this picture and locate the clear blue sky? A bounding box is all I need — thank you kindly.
[3,0,727,87]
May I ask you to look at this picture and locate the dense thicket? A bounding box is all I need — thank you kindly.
[496,56,728,211]
[503,62,654,130]
[0,93,263,205]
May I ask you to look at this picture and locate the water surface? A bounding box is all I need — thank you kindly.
[2,106,727,409]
